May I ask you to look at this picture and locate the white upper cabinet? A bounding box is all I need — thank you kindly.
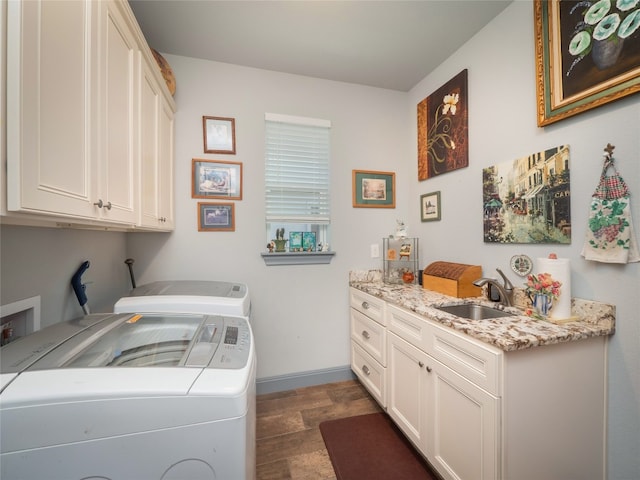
[7,0,99,219]
[157,97,175,230]
[97,0,139,225]
[139,55,174,231]
[5,0,175,230]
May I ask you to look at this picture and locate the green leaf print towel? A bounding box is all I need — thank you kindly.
[581,154,639,264]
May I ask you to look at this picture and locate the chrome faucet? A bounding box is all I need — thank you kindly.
[473,268,514,306]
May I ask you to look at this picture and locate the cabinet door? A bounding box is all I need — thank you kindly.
[387,332,429,450]
[97,0,138,224]
[425,357,499,480]
[6,0,98,218]
[139,58,160,228]
[157,97,175,230]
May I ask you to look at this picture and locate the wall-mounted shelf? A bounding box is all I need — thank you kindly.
[261,251,335,266]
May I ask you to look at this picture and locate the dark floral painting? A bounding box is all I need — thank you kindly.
[417,69,468,180]
[561,0,640,98]
[483,145,572,244]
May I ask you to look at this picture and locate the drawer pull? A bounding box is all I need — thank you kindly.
[362,365,371,376]
[418,361,424,368]
[426,366,432,373]
[361,330,371,339]
[361,301,370,310]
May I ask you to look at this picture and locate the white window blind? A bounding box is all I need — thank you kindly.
[265,114,331,224]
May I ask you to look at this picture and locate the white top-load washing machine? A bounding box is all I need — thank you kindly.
[114,280,251,320]
[0,311,256,480]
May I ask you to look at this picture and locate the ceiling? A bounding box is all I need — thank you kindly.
[129,0,513,92]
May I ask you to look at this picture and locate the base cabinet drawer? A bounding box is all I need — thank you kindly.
[351,341,386,408]
[350,288,385,325]
[350,308,386,365]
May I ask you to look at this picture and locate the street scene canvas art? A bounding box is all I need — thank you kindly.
[483,145,571,244]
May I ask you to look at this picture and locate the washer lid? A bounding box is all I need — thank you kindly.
[128,281,246,298]
[114,281,250,317]
[26,313,226,370]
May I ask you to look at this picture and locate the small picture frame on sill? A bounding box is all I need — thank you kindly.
[203,116,236,154]
[289,232,303,251]
[302,232,317,252]
[420,191,441,222]
[198,202,235,232]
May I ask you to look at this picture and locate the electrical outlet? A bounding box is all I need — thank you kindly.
[370,244,380,258]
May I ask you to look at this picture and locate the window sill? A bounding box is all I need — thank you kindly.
[261,251,335,266]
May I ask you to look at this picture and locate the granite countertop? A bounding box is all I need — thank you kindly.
[349,271,615,352]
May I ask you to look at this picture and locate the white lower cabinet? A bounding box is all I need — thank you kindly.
[387,332,429,448]
[425,352,499,480]
[349,288,386,407]
[351,291,607,480]
[387,317,498,480]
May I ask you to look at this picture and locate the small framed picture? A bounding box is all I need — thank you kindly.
[302,232,317,251]
[192,159,242,200]
[289,232,303,251]
[420,191,441,222]
[352,170,396,208]
[198,202,235,231]
[203,116,236,154]
[399,243,412,260]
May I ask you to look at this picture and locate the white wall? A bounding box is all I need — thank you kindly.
[0,225,130,323]
[407,4,639,480]
[127,57,410,379]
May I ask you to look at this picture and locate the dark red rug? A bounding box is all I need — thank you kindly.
[319,412,438,480]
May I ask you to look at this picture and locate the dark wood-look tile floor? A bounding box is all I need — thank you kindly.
[256,379,382,480]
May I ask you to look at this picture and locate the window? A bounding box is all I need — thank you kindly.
[264,113,332,262]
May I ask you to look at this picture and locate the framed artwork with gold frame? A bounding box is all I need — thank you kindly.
[534,0,640,126]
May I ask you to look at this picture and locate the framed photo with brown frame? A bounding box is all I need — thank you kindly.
[420,191,441,222]
[197,202,235,232]
[352,170,396,208]
[534,0,640,127]
[203,116,236,154]
[192,159,243,200]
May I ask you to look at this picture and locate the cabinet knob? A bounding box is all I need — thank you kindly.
[93,199,112,210]
[362,365,371,376]
[418,361,424,368]
[426,366,432,373]
[361,330,370,340]
[361,301,370,310]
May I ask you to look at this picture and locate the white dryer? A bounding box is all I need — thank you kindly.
[114,280,250,320]
[0,311,256,480]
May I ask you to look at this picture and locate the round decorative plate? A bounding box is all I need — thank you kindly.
[510,254,533,276]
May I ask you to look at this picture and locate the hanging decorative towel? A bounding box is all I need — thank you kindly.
[581,144,640,264]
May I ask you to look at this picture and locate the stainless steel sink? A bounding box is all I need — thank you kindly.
[433,303,513,320]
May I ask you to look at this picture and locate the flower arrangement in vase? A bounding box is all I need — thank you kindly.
[567,0,640,75]
[524,272,562,320]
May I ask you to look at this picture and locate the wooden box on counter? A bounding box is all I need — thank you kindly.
[422,261,482,298]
